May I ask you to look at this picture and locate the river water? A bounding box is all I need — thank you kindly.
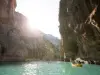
[0,61,100,75]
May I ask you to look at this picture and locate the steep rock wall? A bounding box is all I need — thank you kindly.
[59,0,100,61]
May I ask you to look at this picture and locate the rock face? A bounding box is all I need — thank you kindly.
[0,0,9,18]
[0,12,59,61]
[59,0,100,61]
[0,0,60,61]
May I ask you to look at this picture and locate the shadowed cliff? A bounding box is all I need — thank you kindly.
[59,0,100,62]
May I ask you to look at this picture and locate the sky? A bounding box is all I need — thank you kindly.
[16,0,60,38]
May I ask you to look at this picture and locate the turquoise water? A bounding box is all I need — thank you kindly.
[0,61,100,75]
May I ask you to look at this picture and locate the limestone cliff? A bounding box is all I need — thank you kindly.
[59,0,100,61]
[0,0,60,61]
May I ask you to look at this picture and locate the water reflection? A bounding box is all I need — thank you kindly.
[23,63,37,75]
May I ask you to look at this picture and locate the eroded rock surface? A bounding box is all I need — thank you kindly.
[59,0,100,62]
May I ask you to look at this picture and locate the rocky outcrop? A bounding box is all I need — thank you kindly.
[59,0,100,61]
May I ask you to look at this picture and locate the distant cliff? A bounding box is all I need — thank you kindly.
[44,34,60,59]
[44,34,60,50]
